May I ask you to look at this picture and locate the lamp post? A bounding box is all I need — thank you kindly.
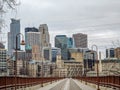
[91,45,100,90]
[14,33,25,90]
[41,57,43,87]
[84,52,87,85]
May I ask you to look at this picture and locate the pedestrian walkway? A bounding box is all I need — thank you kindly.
[73,79,96,90]
[36,79,67,90]
[36,78,96,90]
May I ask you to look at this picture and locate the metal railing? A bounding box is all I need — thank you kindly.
[0,76,63,89]
[75,76,120,89]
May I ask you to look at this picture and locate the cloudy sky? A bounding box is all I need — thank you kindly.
[2,0,120,57]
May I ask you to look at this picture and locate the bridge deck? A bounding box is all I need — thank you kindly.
[37,78,96,90]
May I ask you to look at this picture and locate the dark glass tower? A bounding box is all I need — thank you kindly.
[55,35,68,60]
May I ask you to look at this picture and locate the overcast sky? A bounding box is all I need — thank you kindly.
[2,0,120,58]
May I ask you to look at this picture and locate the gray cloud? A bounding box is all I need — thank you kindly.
[3,0,120,58]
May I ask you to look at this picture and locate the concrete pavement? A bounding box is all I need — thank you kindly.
[73,79,96,90]
[36,78,97,90]
[36,79,67,90]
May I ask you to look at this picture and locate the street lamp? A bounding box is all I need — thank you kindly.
[84,52,87,85]
[14,33,25,90]
[91,45,100,90]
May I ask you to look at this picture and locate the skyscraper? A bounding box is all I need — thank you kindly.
[39,24,50,47]
[39,24,51,61]
[25,27,39,50]
[26,32,41,48]
[55,35,68,60]
[8,18,20,55]
[73,33,87,48]
[25,32,41,60]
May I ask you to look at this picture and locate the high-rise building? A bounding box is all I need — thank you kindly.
[39,24,51,61]
[25,27,38,32]
[25,32,41,60]
[39,24,50,47]
[67,37,73,48]
[25,27,39,50]
[106,48,115,58]
[55,35,68,60]
[8,18,20,55]
[73,33,87,48]
[26,32,41,48]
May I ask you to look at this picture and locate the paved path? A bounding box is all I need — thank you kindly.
[37,78,96,90]
[36,79,67,90]
[73,79,96,90]
[69,79,82,90]
[50,78,68,90]
[50,78,81,90]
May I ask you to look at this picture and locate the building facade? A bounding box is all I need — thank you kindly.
[115,47,120,59]
[0,45,7,76]
[25,32,41,48]
[67,37,73,48]
[55,35,68,60]
[64,60,83,77]
[51,47,61,62]
[84,50,97,72]
[73,33,87,48]
[101,59,120,75]
[39,24,51,61]
[43,47,52,61]
[25,27,39,50]
[39,24,50,47]
[106,48,115,58]
[8,19,20,55]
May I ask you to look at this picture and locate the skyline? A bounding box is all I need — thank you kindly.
[1,0,120,58]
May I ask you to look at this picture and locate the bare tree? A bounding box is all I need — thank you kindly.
[0,0,20,31]
[111,40,120,48]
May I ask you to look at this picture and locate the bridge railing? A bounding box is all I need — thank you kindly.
[0,76,63,89]
[75,75,120,88]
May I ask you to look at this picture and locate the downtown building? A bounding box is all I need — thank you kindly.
[8,18,20,55]
[55,35,68,60]
[39,24,51,61]
[0,43,7,76]
[67,37,74,48]
[25,32,41,60]
[106,48,115,59]
[24,24,52,77]
[53,51,82,77]
[25,27,39,50]
[73,33,88,48]
[51,47,61,62]
[115,47,120,59]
